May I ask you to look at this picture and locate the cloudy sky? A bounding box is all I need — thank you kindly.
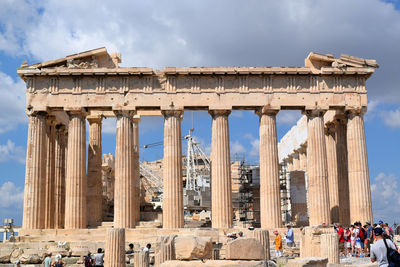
[0,0,400,226]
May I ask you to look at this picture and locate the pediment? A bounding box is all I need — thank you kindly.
[20,47,121,70]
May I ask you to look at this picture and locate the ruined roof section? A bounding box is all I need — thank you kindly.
[17,48,379,78]
[305,52,379,70]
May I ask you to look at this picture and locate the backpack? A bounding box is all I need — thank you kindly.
[383,238,400,267]
[358,228,365,240]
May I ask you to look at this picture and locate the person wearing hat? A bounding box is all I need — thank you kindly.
[273,230,282,258]
[370,227,397,266]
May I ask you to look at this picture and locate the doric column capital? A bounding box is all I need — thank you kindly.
[303,109,327,118]
[65,107,87,118]
[208,109,231,118]
[161,109,183,119]
[113,109,135,118]
[87,115,103,124]
[346,107,367,118]
[255,106,280,117]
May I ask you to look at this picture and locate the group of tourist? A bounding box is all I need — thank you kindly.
[273,225,294,257]
[336,220,400,266]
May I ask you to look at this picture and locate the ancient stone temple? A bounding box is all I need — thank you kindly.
[18,47,377,234]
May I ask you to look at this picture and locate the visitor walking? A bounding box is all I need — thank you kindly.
[93,248,104,267]
[126,243,134,254]
[43,252,52,267]
[344,227,351,257]
[143,243,151,252]
[273,230,282,257]
[84,253,93,267]
[337,224,345,256]
[53,254,65,267]
[370,227,400,266]
[285,225,295,247]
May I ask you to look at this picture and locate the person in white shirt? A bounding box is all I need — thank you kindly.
[143,243,151,252]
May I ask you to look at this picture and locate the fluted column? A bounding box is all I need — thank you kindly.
[209,110,232,229]
[305,110,331,225]
[299,147,307,171]
[65,110,87,229]
[133,116,141,223]
[257,109,282,229]
[87,115,103,227]
[320,233,340,264]
[335,116,350,225]
[44,117,56,229]
[162,110,184,229]
[347,109,372,223]
[54,124,66,229]
[292,152,300,171]
[23,112,47,229]
[114,111,136,228]
[105,228,126,267]
[325,123,339,223]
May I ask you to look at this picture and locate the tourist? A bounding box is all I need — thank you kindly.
[143,243,151,252]
[370,227,399,266]
[126,243,134,254]
[337,224,345,256]
[84,253,93,267]
[43,252,52,267]
[273,230,282,257]
[14,260,20,267]
[238,231,244,238]
[384,223,394,240]
[285,225,294,247]
[358,222,366,255]
[350,225,356,256]
[93,248,104,267]
[355,222,364,257]
[53,254,65,267]
[344,227,351,257]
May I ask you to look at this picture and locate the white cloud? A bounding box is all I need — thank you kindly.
[371,173,400,223]
[364,100,380,121]
[102,117,117,135]
[231,111,244,118]
[277,111,302,125]
[0,181,24,209]
[231,140,246,155]
[0,72,27,133]
[381,109,400,128]
[0,140,25,164]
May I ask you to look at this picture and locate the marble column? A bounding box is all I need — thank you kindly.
[335,116,350,225]
[257,109,282,229]
[44,118,56,229]
[325,123,340,223]
[299,147,307,171]
[133,116,141,223]
[305,110,331,225]
[292,152,300,171]
[105,228,126,267]
[65,111,87,229]
[210,110,232,229]
[347,109,372,224]
[114,111,136,228]
[286,158,293,172]
[321,233,340,264]
[54,124,66,229]
[22,112,47,229]
[162,110,184,229]
[87,115,103,227]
